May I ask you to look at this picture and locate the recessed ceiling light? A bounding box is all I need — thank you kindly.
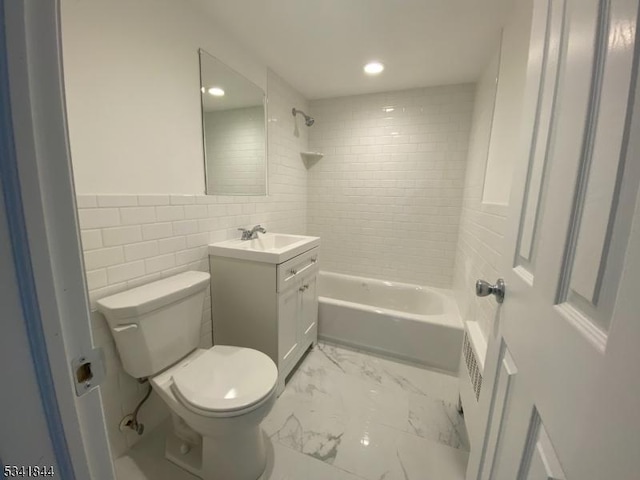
[364,62,384,75]
[208,87,225,96]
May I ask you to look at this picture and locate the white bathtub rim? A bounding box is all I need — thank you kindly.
[318,270,462,328]
[320,270,455,296]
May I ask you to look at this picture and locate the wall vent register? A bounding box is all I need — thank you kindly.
[463,332,483,401]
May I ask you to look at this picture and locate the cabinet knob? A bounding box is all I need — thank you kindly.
[299,286,306,292]
[310,257,317,263]
[290,268,297,275]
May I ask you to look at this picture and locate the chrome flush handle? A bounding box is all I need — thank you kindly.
[475,278,506,304]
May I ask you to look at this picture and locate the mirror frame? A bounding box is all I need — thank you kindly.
[198,48,268,196]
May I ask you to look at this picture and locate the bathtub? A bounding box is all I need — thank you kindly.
[318,271,464,373]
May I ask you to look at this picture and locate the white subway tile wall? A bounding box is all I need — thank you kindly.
[308,85,474,287]
[205,106,266,195]
[80,70,308,458]
[452,62,507,339]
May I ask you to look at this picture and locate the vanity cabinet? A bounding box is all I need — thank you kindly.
[278,268,318,374]
[209,246,319,394]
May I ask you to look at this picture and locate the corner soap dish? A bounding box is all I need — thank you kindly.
[300,151,323,168]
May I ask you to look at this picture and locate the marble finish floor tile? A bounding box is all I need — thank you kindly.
[264,342,469,480]
[278,361,411,430]
[314,343,460,403]
[116,342,468,480]
[262,442,363,480]
[408,393,469,450]
[333,418,468,480]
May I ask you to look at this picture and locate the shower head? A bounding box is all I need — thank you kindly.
[292,108,315,127]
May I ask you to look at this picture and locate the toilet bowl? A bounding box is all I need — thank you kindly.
[151,346,277,480]
[96,271,277,480]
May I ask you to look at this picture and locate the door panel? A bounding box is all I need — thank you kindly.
[552,0,640,334]
[565,0,637,311]
[478,345,518,480]
[517,412,566,480]
[516,0,566,274]
[470,0,640,479]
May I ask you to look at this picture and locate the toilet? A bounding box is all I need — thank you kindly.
[96,271,277,480]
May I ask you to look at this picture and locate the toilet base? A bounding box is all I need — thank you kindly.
[202,424,267,480]
[164,422,268,480]
[165,429,203,477]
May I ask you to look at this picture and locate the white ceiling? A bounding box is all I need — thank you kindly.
[200,50,264,112]
[191,0,515,99]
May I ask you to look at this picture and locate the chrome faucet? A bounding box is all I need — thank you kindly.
[238,225,266,241]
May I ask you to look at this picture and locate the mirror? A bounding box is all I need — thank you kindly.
[199,49,267,195]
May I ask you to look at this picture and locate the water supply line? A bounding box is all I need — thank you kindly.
[122,378,152,435]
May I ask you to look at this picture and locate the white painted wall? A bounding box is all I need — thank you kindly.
[307,85,474,288]
[482,0,534,205]
[61,0,266,194]
[452,0,533,340]
[205,107,266,195]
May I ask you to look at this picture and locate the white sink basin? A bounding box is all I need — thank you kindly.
[208,233,320,264]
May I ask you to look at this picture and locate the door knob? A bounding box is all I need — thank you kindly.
[475,278,506,304]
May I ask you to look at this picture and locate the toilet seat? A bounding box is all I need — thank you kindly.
[170,345,278,418]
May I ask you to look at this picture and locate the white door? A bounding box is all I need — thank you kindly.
[468,1,640,479]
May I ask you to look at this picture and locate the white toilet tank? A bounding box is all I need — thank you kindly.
[97,271,210,378]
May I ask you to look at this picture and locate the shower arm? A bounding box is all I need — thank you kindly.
[292,108,309,118]
[292,108,314,126]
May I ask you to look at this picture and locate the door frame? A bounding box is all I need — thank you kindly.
[1,1,114,478]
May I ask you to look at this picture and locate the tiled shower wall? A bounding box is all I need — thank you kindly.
[80,70,309,458]
[307,85,474,288]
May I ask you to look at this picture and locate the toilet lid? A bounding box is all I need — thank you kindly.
[171,346,278,413]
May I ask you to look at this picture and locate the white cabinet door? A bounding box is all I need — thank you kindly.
[277,285,300,367]
[468,1,640,479]
[300,273,318,344]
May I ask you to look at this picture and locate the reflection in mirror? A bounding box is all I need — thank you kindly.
[199,49,267,195]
